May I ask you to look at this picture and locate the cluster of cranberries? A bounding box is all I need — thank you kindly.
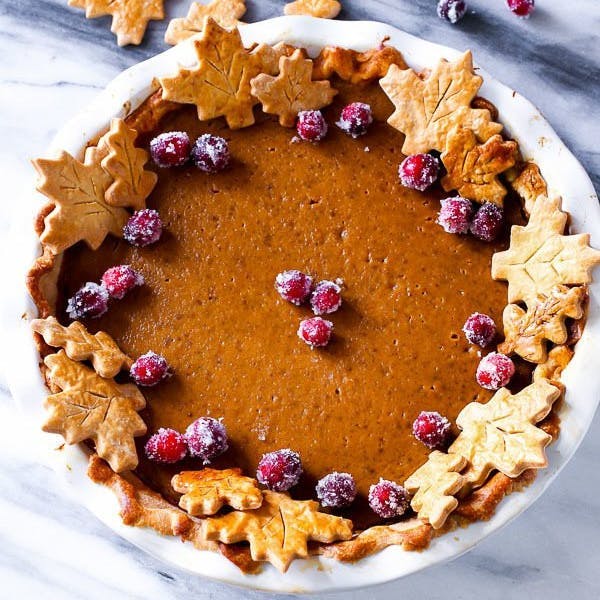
[275,270,343,348]
[296,102,373,142]
[438,197,504,242]
[436,0,534,24]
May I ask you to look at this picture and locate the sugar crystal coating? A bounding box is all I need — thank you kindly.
[336,102,373,138]
[297,317,334,347]
[101,265,144,300]
[437,196,474,234]
[368,478,410,519]
[316,472,357,508]
[310,280,342,315]
[275,270,313,305]
[66,282,109,320]
[130,351,169,387]
[399,153,441,191]
[191,134,230,173]
[256,448,303,491]
[145,428,188,464]
[476,352,515,390]
[437,0,468,23]
[470,202,504,242]
[185,417,229,464]
[463,312,497,347]
[412,411,452,450]
[150,131,191,167]
[297,110,328,142]
[506,0,534,17]
[123,209,163,247]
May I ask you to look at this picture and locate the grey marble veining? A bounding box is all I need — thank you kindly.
[1,1,600,598]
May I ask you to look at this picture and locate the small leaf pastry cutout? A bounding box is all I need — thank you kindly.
[284,0,342,19]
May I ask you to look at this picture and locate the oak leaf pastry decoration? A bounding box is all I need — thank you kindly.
[31,316,132,378]
[492,195,600,305]
[499,285,586,363]
[404,450,467,529]
[441,126,518,205]
[43,350,147,472]
[204,490,353,571]
[379,51,502,155]
[283,0,342,19]
[533,345,574,385]
[250,49,338,127]
[172,468,263,516]
[165,0,246,45]
[509,161,547,215]
[449,379,561,488]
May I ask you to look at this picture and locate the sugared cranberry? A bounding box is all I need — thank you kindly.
[297,110,328,142]
[399,153,440,191]
[437,196,474,234]
[191,134,230,173]
[506,0,534,17]
[66,282,109,320]
[310,280,342,315]
[101,265,144,300]
[336,102,373,138]
[185,417,228,464]
[437,0,468,23]
[275,270,313,305]
[256,449,303,491]
[130,351,170,386]
[412,411,452,450]
[368,479,410,519]
[463,313,497,347]
[150,131,191,167]
[123,209,163,247]
[144,428,188,464]
[297,317,333,348]
[316,472,357,508]
[470,203,504,242]
[476,352,515,390]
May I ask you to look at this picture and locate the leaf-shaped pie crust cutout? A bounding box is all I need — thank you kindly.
[404,451,467,529]
[165,0,246,45]
[283,0,341,19]
[43,350,147,472]
[533,345,574,385]
[492,195,600,305]
[172,468,263,516]
[33,150,129,255]
[448,379,561,487]
[441,127,518,206]
[379,51,502,154]
[204,490,353,571]
[499,285,586,363]
[250,49,337,127]
[160,19,275,129]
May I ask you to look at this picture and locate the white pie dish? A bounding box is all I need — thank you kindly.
[3,15,600,594]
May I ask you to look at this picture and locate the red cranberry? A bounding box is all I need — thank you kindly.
[310,280,342,315]
[297,110,328,142]
[185,417,228,464]
[463,313,496,347]
[275,270,313,305]
[144,428,188,464]
[101,265,144,300]
[470,203,504,242]
[256,449,303,491]
[130,351,170,386]
[316,472,357,508]
[336,102,373,138]
[507,0,534,17]
[149,131,191,167]
[123,209,163,247]
[399,153,440,191]
[297,317,333,348]
[437,196,474,234]
[368,478,410,519]
[437,0,468,23]
[412,411,452,450]
[191,134,230,173]
[66,282,109,320]
[476,352,515,390]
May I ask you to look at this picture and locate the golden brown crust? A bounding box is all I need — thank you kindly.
[125,89,181,137]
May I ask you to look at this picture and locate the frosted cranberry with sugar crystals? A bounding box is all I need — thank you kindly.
[123,209,163,247]
[437,0,468,23]
[145,428,188,464]
[507,0,534,17]
[310,280,342,315]
[185,417,228,464]
[437,196,474,234]
[412,411,452,450]
[66,282,109,320]
[463,312,496,347]
[336,102,373,138]
[101,265,144,300]
[399,153,440,191]
[316,472,357,508]
[470,202,504,242]
[275,270,313,305]
[192,134,230,173]
[150,131,191,167]
[130,351,169,386]
[298,317,333,347]
[296,110,328,142]
[256,449,303,491]
[476,352,515,390]
[368,479,409,519]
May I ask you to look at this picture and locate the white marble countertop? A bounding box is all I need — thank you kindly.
[1,0,600,598]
